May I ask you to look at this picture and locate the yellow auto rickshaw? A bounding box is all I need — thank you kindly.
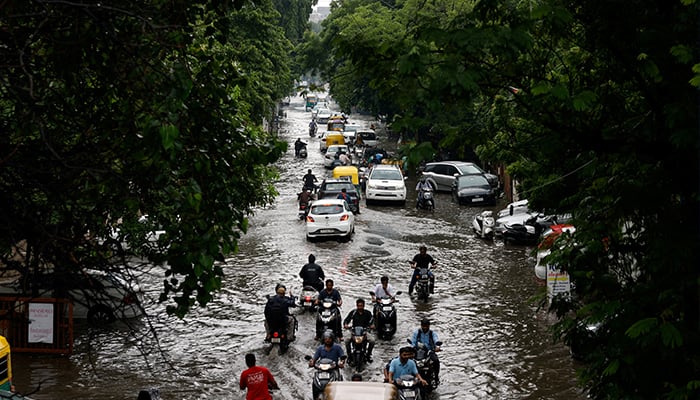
[325,133,345,149]
[327,115,345,131]
[0,336,12,391]
[333,166,361,195]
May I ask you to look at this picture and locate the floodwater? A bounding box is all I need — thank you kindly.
[12,96,586,400]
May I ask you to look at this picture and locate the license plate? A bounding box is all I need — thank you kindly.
[382,306,393,312]
[304,301,312,306]
[404,391,415,398]
[318,372,330,379]
[271,338,281,343]
[320,229,335,233]
[472,197,483,202]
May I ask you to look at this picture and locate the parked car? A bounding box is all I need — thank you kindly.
[365,164,407,205]
[317,178,361,214]
[420,161,499,192]
[305,199,355,242]
[324,145,351,168]
[497,199,530,218]
[0,269,144,324]
[451,174,497,205]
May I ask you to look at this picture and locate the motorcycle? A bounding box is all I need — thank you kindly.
[412,340,442,393]
[299,285,319,312]
[416,189,435,211]
[472,210,495,240]
[414,267,431,302]
[396,374,423,400]
[267,314,298,355]
[295,142,308,158]
[304,355,346,400]
[346,325,369,371]
[316,299,342,340]
[370,290,402,339]
[298,200,310,220]
[309,123,318,137]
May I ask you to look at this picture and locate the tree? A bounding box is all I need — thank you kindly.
[0,1,292,318]
[306,0,700,397]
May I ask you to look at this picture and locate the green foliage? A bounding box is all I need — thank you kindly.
[301,0,700,397]
[0,1,291,317]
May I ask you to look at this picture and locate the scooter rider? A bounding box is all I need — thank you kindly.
[387,346,428,386]
[411,318,441,383]
[303,169,318,192]
[264,284,297,342]
[299,254,325,292]
[298,188,314,208]
[371,276,397,318]
[294,138,307,156]
[409,245,436,295]
[309,119,318,134]
[342,298,375,363]
[316,279,343,341]
[309,330,346,368]
[415,176,431,207]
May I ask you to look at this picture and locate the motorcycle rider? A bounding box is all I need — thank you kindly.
[299,254,325,292]
[387,346,428,386]
[264,284,297,342]
[315,279,343,341]
[342,298,375,363]
[371,276,397,319]
[303,168,318,192]
[409,245,436,295]
[411,318,441,384]
[309,330,346,368]
[338,151,351,166]
[297,188,314,210]
[415,176,432,208]
[294,138,307,157]
[309,119,318,134]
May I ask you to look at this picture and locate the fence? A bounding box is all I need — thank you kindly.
[0,297,73,354]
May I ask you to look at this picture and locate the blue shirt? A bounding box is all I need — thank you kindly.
[313,343,345,363]
[411,328,439,350]
[388,358,418,382]
[318,288,342,302]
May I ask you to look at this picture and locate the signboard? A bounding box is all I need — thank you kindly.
[546,265,571,304]
[28,303,54,344]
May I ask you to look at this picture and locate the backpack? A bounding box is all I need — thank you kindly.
[265,297,286,319]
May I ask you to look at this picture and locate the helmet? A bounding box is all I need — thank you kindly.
[322,330,335,341]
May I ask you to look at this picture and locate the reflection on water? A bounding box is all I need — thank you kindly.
[11,97,585,400]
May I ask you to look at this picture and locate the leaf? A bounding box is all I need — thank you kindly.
[659,322,683,348]
[160,124,179,150]
[626,317,658,338]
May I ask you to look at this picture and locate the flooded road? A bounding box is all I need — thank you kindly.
[12,96,586,399]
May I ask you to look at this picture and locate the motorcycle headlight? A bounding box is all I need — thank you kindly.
[354,336,363,344]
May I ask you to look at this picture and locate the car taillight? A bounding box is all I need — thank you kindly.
[306,216,315,222]
[340,215,349,221]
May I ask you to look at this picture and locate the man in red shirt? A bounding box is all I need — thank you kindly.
[240,353,279,400]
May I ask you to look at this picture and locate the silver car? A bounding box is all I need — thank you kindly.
[420,161,499,192]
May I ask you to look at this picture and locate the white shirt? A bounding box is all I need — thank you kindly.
[373,283,396,299]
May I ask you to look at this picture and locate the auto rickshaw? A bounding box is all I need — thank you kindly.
[305,94,318,111]
[327,115,345,132]
[333,166,361,195]
[0,336,12,391]
[325,133,345,149]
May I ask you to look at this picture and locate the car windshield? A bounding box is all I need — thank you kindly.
[324,183,354,192]
[311,204,344,215]
[455,163,484,175]
[371,169,402,180]
[457,175,489,188]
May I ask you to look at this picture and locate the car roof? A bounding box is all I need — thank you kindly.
[426,160,476,167]
[311,198,348,206]
[372,164,400,170]
[324,382,397,400]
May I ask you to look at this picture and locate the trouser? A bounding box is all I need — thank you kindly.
[265,316,296,341]
[409,270,435,293]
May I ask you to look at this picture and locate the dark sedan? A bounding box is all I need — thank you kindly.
[451,174,497,205]
[317,178,361,214]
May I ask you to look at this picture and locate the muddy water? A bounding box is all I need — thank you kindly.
[11,96,585,400]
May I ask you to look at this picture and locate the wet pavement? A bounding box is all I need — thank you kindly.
[12,96,586,400]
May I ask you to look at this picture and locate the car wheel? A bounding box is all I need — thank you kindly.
[87,304,116,325]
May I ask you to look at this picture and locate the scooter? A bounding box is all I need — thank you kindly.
[413,340,442,393]
[299,285,319,312]
[296,143,308,158]
[370,290,402,339]
[315,299,342,340]
[305,355,346,400]
[396,374,423,400]
[309,124,318,137]
[416,189,435,211]
[347,325,369,371]
[266,314,298,355]
[298,201,310,220]
[472,210,495,240]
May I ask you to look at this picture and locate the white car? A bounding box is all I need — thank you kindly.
[355,130,378,147]
[305,199,355,241]
[324,145,350,168]
[0,269,145,324]
[365,164,407,204]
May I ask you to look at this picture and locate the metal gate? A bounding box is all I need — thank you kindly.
[0,297,73,354]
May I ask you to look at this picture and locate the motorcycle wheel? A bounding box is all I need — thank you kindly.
[354,353,363,372]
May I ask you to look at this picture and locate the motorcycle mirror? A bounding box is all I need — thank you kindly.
[406,339,412,345]
[395,291,403,295]
[435,341,443,346]
[369,291,375,296]
[340,355,348,361]
[304,355,312,361]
